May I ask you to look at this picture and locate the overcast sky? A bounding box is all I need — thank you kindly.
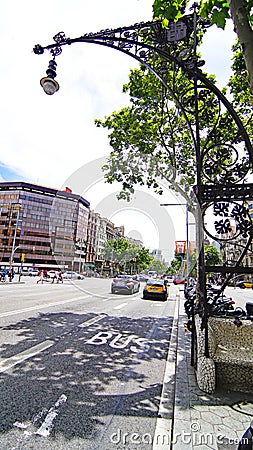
[0,1,236,252]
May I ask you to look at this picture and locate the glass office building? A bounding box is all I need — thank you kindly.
[0,182,90,271]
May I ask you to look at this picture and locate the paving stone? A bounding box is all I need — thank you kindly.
[213,424,238,441]
[210,407,231,418]
[193,420,215,435]
[170,292,253,450]
[222,416,246,431]
[192,405,212,412]
[191,410,201,421]
[200,411,223,425]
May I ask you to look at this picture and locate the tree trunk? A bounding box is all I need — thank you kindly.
[228,0,253,94]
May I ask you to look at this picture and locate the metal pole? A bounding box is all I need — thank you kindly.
[18,259,23,282]
[186,205,189,282]
[9,204,21,277]
[79,243,82,274]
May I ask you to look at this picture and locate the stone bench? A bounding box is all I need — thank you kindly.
[195,314,253,394]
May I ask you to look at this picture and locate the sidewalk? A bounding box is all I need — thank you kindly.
[171,289,253,450]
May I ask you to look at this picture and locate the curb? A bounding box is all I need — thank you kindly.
[172,290,193,449]
[152,291,180,449]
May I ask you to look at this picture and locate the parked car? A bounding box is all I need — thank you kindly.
[27,269,39,277]
[236,280,253,289]
[111,275,140,294]
[62,271,84,280]
[143,279,168,301]
[20,270,31,276]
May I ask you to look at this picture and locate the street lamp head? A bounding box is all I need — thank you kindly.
[40,59,59,95]
[40,77,59,95]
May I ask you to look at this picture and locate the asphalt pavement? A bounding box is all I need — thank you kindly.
[0,277,175,449]
[0,279,253,450]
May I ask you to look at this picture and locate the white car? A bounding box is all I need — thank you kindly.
[62,271,84,280]
[111,275,140,294]
[24,269,39,277]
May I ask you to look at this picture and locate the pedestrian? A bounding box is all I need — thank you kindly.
[58,270,63,283]
[8,267,14,282]
[51,270,58,284]
[43,269,49,281]
[1,269,7,282]
[37,270,44,284]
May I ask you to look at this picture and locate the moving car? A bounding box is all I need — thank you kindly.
[148,271,157,279]
[139,274,149,282]
[143,279,168,301]
[111,275,140,294]
[173,276,185,285]
[236,280,253,289]
[62,271,84,280]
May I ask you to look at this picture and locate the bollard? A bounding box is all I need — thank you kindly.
[237,419,253,449]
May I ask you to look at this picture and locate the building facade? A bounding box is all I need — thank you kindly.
[0,182,90,271]
[95,216,108,270]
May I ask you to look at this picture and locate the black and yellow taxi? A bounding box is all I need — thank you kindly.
[236,280,253,289]
[143,278,168,301]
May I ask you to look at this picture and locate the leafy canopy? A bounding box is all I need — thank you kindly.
[102,238,153,271]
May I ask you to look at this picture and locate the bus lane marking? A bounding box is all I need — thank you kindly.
[85,331,150,352]
[13,394,67,438]
[78,313,107,328]
[113,302,128,310]
[35,394,67,437]
[0,340,55,373]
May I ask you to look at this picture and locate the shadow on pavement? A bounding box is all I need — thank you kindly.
[0,311,173,444]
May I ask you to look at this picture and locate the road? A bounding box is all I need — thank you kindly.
[0,277,178,450]
[225,285,253,310]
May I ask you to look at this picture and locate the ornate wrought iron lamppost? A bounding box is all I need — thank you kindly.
[33,3,253,389]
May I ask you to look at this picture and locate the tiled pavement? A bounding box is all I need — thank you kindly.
[171,289,253,450]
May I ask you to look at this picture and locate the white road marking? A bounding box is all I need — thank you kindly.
[0,312,107,373]
[103,295,133,302]
[13,394,67,438]
[0,340,55,373]
[0,295,89,318]
[113,302,128,310]
[36,394,67,437]
[79,313,107,328]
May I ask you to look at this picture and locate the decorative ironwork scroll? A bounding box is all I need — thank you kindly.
[33,5,253,356]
